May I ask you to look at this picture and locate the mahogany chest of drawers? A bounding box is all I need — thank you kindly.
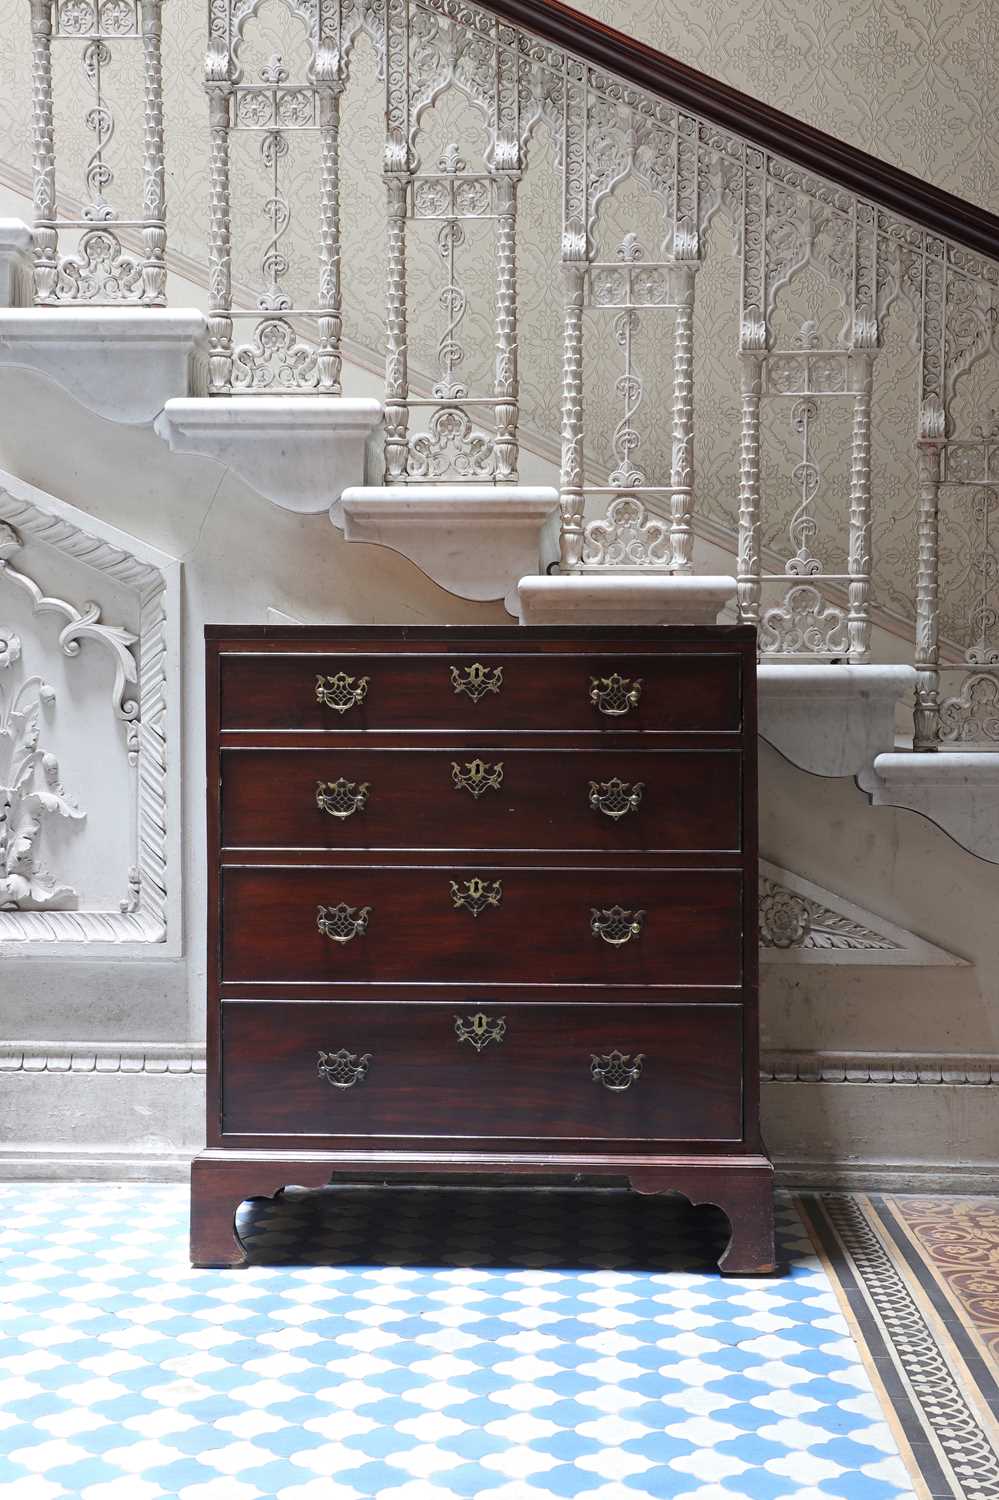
[191,626,775,1273]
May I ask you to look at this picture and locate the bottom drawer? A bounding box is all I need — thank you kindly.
[220,1001,743,1145]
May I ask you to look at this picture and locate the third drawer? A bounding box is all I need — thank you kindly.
[221,864,744,988]
[220,746,742,852]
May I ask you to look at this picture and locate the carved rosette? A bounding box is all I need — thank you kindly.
[759,877,903,952]
[758,885,811,949]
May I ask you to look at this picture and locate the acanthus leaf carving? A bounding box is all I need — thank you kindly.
[0,520,139,725]
[0,629,85,913]
[0,474,177,949]
[759,877,900,952]
[759,861,966,965]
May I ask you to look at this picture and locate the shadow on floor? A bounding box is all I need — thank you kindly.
[235,1184,733,1272]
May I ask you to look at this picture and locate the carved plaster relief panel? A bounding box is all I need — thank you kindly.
[0,470,180,952]
[759,859,966,966]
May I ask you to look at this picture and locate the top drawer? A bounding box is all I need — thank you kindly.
[218,649,743,734]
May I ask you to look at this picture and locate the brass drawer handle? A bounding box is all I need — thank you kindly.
[455,1012,506,1050]
[591,1050,645,1091]
[591,905,645,945]
[317,902,371,943]
[318,1049,371,1088]
[316,778,370,818]
[452,758,504,798]
[451,877,502,917]
[315,671,369,714]
[590,673,643,716]
[451,662,503,702]
[589,778,644,820]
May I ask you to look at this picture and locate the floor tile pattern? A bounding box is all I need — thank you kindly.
[883,1197,999,1361]
[0,1182,917,1500]
[801,1194,999,1500]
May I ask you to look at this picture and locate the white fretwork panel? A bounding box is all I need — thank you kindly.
[0,470,180,952]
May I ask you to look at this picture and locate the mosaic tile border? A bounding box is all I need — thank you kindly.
[801,1193,999,1500]
[880,1196,999,1365]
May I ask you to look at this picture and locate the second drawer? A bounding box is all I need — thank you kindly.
[221,864,743,988]
[220,747,742,852]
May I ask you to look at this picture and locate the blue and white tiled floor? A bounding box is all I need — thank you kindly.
[0,1184,918,1500]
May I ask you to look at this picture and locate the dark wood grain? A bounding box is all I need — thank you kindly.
[220,746,742,853]
[476,0,999,261]
[196,626,773,1274]
[219,648,742,733]
[206,626,757,643]
[205,634,222,1150]
[220,1001,743,1143]
[221,864,743,988]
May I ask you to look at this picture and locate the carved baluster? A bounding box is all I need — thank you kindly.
[492,24,520,484]
[913,243,947,748]
[669,263,696,572]
[914,410,944,750]
[669,115,699,572]
[493,169,519,482]
[920,250,946,449]
[206,83,233,393]
[673,115,699,259]
[559,68,587,570]
[317,74,344,395]
[852,201,878,349]
[29,0,57,303]
[737,353,763,628]
[139,0,166,304]
[383,0,410,480]
[740,154,767,356]
[559,257,586,570]
[846,352,874,663]
[384,172,410,480]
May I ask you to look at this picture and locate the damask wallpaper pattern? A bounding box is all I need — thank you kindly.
[0,0,995,646]
[572,0,999,215]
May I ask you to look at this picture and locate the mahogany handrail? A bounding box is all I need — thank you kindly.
[480,0,999,262]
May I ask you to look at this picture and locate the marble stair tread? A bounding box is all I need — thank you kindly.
[858,750,999,862]
[758,663,916,779]
[337,483,559,614]
[156,395,383,512]
[517,571,737,625]
[0,219,33,309]
[0,306,208,423]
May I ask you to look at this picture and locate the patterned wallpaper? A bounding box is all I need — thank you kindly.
[572,0,999,214]
[0,0,995,644]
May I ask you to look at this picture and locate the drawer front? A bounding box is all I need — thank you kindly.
[220,747,742,852]
[219,650,742,733]
[221,865,743,988]
[221,1000,743,1143]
